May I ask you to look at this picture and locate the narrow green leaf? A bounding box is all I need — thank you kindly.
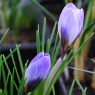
[42,17,46,51]
[75,78,84,92]
[24,60,29,70]
[1,59,6,91]
[33,79,46,95]
[10,49,20,84]
[69,66,95,74]
[91,59,95,63]
[2,44,21,63]
[10,76,14,95]
[43,50,72,95]
[51,42,60,67]
[51,32,59,62]
[68,79,75,95]
[64,0,68,4]
[3,55,12,77]
[43,33,94,95]
[17,78,26,95]
[0,56,2,81]
[82,87,87,95]
[46,39,50,53]
[48,22,57,51]
[0,89,2,94]
[52,85,55,95]
[3,55,19,91]
[79,21,95,46]
[84,0,94,29]
[16,45,24,74]
[65,32,94,67]
[36,25,40,53]
[0,29,9,44]
[31,0,57,22]
[2,73,9,95]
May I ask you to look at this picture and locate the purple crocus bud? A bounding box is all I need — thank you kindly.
[58,3,84,51]
[23,52,51,94]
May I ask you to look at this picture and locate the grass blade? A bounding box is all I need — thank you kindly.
[16,45,24,74]
[17,78,26,95]
[75,78,84,92]
[43,33,94,95]
[10,49,20,84]
[79,21,95,46]
[0,29,9,44]
[2,73,9,95]
[46,39,50,53]
[52,85,55,95]
[51,32,59,62]
[42,17,46,51]
[48,22,57,52]
[69,66,95,74]
[2,44,21,63]
[31,0,57,22]
[3,55,19,91]
[68,79,75,95]
[51,42,60,67]
[36,25,40,53]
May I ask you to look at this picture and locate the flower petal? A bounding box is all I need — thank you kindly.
[29,52,44,66]
[64,3,76,10]
[64,3,84,34]
[58,8,79,46]
[75,9,84,34]
[25,56,50,85]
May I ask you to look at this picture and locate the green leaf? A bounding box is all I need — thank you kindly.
[43,32,94,95]
[69,66,95,74]
[65,33,94,67]
[2,73,9,95]
[16,45,24,74]
[82,88,87,95]
[2,44,21,63]
[43,50,72,95]
[52,85,55,95]
[17,78,26,95]
[48,22,57,52]
[3,55,18,91]
[10,49,20,84]
[0,89,2,95]
[42,17,46,51]
[68,79,75,95]
[0,29,9,44]
[79,21,95,46]
[51,32,60,66]
[10,76,14,95]
[46,39,50,53]
[51,42,61,67]
[36,25,40,53]
[31,0,57,22]
[75,78,84,92]
[64,0,68,4]
[84,0,94,29]
[0,56,2,80]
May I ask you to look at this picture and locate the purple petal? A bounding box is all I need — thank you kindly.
[58,8,79,45]
[25,55,50,85]
[64,3,76,10]
[29,52,44,66]
[64,3,84,35]
[75,9,84,34]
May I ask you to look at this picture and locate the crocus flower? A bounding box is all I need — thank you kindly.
[58,3,84,51]
[23,52,51,94]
